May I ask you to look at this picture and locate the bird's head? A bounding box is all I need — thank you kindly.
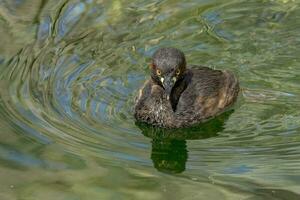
[150,47,186,99]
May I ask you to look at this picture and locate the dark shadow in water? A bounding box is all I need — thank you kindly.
[150,139,188,174]
[136,110,233,174]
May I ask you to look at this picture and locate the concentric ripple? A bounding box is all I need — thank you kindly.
[1,0,300,199]
[2,40,149,164]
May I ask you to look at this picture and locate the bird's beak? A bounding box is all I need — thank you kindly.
[162,77,175,100]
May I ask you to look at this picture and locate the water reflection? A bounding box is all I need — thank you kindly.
[137,111,233,173]
[151,139,187,174]
[1,0,300,198]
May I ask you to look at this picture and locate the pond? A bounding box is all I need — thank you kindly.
[0,0,300,199]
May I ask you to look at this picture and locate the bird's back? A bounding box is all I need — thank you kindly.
[175,66,239,125]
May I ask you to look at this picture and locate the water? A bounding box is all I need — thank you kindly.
[1,0,300,199]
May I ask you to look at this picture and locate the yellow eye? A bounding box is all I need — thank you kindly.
[175,69,180,76]
[156,69,161,76]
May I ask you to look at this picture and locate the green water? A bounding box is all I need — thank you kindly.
[1,0,300,199]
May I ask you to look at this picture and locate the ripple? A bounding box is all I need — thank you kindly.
[1,0,300,198]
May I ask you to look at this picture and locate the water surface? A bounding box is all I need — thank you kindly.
[1,0,300,199]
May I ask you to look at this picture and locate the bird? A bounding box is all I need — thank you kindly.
[134,47,239,128]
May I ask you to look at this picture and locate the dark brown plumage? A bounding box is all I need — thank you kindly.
[134,47,239,128]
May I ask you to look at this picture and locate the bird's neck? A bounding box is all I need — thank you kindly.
[170,70,192,111]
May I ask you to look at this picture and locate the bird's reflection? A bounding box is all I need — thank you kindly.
[136,110,233,174]
[151,139,188,174]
